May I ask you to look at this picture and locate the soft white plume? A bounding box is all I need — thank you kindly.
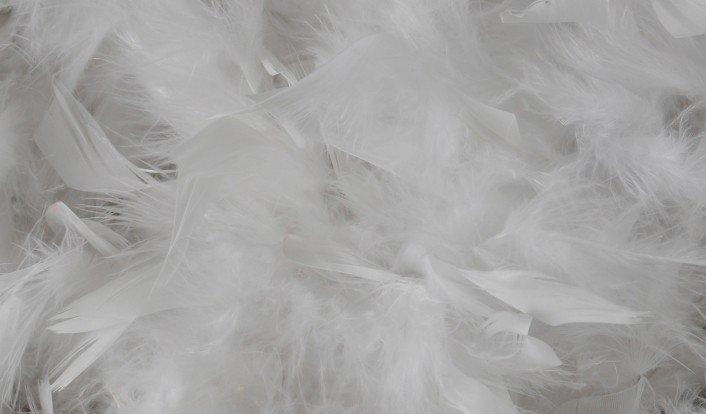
[0,0,705,412]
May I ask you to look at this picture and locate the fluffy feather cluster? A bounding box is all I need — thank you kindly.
[2,0,706,412]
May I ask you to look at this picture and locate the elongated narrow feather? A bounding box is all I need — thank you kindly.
[650,0,706,38]
[501,0,609,25]
[49,271,177,334]
[0,294,22,401]
[427,255,649,326]
[45,202,124,256]
[394,243,496,317]
[33,83,154,193]
[283,235,400,283]
[83,221,130,252]
[554,376,646,414]
[48,270,179,390]
[50,324,129,392]
[0,260,53,296]
[38,378,53,414]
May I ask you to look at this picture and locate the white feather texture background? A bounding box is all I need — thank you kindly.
[1,0,706,412]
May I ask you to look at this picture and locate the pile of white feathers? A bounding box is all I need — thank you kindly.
[2,0,706,412]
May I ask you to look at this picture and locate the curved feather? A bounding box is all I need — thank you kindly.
[49,323,129,392]
[283,235,401,283]
[158,114,288,286]
[260,34,521,177]
[482,312,562,371]
[47,269,179,390]
[45,202,126,256]
[34,83,154,193]
[429,256,649,326]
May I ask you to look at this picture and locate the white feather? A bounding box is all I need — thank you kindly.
[34,83,154,193]
[482,312,563,371]
[501,0,610,25]
[1,0,705,412]
[554,376,646,414]
[282,234,401,283]
[49,324,129,392]
[47,268,179,391]
[650,0,706,38]
[45,201,125,256]
[37,378,53,414]
[424,250,649,326]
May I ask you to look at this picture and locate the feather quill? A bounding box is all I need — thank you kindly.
[49,324,129,392]
[38,378,53,414]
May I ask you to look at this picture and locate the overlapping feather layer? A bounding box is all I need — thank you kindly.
[0,0,705,413]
